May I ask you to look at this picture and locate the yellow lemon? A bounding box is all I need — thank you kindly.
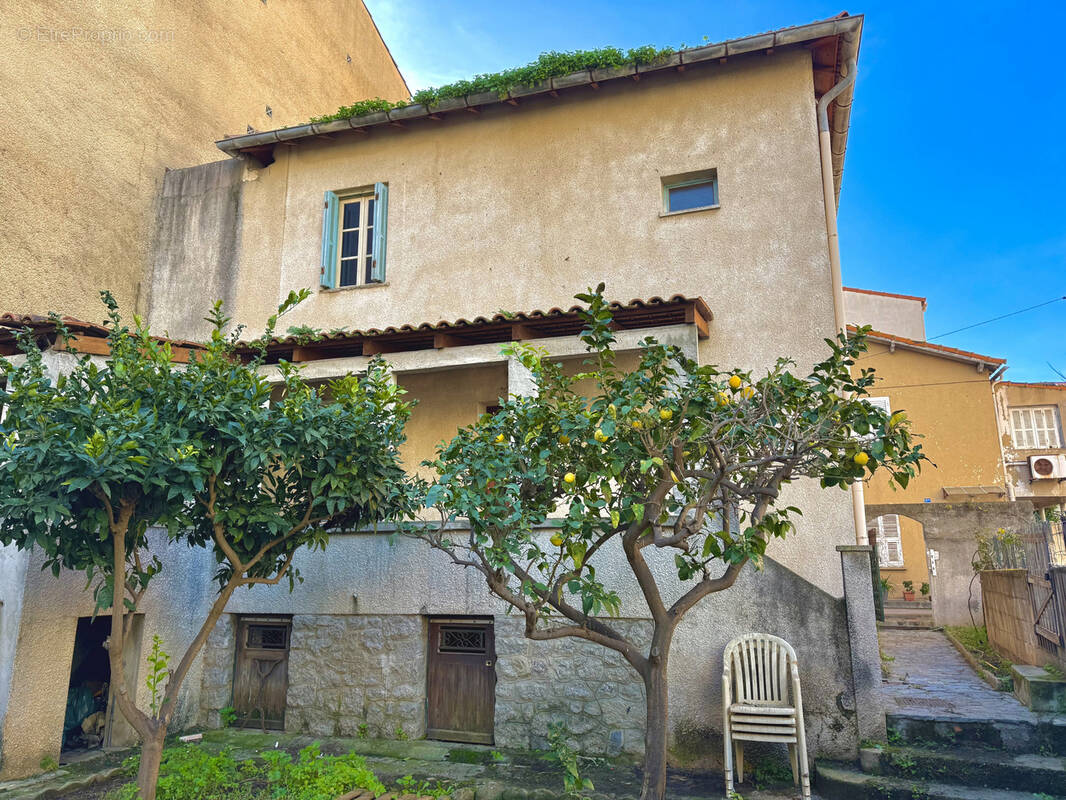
[853,452,869,466]
[495,433,505,443]
[563,472,576,484]
[631,419,643,431]
[594,429,608,443]
[716,391,730,406]
[741,386,755,399]
[659,408,673,421]
[728,375,742,390]
[559,435,570,445]
[550,533,564,547]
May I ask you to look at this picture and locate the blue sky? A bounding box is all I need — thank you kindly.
[366,1,1066,381]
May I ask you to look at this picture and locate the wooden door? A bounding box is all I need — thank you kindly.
[233,617,291,730]
[426,619,495,744]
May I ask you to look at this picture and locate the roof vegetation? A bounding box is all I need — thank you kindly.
[308,45,676,125]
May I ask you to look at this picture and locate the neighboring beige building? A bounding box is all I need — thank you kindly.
[0,0,408,779]
[996,381,1066,515]
[844,288,1009,607]
[0,0,408,323]
[2,14,889,779]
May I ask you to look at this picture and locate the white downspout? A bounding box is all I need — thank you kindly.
[817,57,867,545]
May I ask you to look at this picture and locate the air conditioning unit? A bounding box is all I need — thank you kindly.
[1028,454,1066,480]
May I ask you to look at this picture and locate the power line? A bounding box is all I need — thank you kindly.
[856,294,1065,363]
[927,295,1066,341]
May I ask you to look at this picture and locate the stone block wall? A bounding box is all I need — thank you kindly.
[284,615,427,739]
[494,616,650,756]
[199,614,237,728]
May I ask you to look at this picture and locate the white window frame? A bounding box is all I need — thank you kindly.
[873,514,904,568]
[1010,406,1063,450]
[660,169,719,216]
[336,193,376,288]
[864,396,891,415]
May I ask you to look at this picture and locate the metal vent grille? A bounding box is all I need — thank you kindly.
[247,624,289,650]
[439,626,487,654]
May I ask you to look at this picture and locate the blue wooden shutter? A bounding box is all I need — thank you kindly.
[320,191,338,289]
[371,182,388,283]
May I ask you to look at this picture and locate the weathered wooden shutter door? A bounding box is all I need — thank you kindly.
[320,191,338,289]
[426,619,495,744]
[232,618,291,731]
[371,182,388,283]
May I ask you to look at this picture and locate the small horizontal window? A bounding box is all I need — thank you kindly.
[662,169,719,215]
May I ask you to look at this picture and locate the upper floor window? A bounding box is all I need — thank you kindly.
[1010,406,1063,449]
[661,169,719,215]
[321,182,389,289]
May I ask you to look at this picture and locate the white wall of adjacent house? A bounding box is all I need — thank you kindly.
[843,289,926,340]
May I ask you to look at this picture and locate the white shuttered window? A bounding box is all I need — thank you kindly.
[873,514,904,568]
[1010,406,1062,449]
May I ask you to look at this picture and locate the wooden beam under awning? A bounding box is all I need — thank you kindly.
[55,334,200,363]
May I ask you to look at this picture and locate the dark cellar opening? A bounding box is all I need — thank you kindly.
[62,616,111,753]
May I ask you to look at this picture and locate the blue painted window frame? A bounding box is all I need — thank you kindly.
[320,182,388,289]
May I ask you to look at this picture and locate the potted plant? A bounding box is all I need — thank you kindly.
[879,577,893,603]
[902,580,916,601]
[920,582,930,601]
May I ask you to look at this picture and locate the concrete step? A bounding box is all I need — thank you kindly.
[878,619,936,630]
[887,712,1066,755]
[815,763,1066,800]
[859,744,1066,795]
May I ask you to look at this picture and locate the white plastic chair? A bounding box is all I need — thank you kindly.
[722,633,810,799]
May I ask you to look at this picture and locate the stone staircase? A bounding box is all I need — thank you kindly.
[815,713,1066,799]
[879,601,935,630]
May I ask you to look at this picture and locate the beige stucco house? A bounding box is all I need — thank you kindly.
[1,13,887,780]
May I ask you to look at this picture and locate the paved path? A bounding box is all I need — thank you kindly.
[879,628,1036,722]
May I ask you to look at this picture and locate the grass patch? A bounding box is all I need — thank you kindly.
[105,742,391,800]
[944,625,1013,689]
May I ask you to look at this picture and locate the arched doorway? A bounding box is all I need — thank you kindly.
[866,501,1036,626]
[868,513,931,627]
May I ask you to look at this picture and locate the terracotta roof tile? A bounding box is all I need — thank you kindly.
[848,325,1005,366]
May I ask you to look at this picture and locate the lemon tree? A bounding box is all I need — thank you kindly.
[415,286,925,800]
[0,292,415,800]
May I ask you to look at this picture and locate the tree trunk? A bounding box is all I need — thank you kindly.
[641,665,670,800]
[136,727,166,800]
[640,623,674,800]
